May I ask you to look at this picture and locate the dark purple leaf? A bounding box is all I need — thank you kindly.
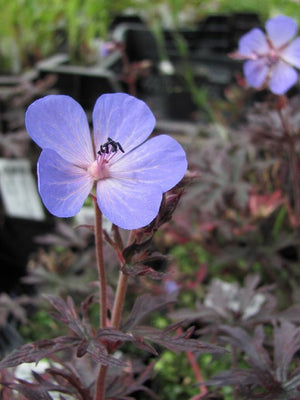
[106,361,160,400]
[46,366,92,400]
[170,274,278,331]
[276,304,300,323]
[9,383,53,400]
[86,340,125,368]
[133,325,225,355]
[203,369,259,388]
[6,371,76,400]
[76,339,89,358]
[130,336,158,356]
[283,371,300,394]
[96,328,138,343]
[221,325,272,371]
[35,221,90,250]
[122,237,153,262]
[0,293,37,327]
[45,295,86,337]
[95,328,158,358]
[273,320,300,383]
[121,263,166,279]
[0,336,80,369]
[123,292,178,331]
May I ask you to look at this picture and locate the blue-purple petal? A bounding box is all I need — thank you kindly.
[266,15,298,49]
[109,134,187,192]
[92,93,156,156]
[25,95,94,167]
[238,28,268,57]
[97,178,162,229]
[96,134,187,229]
[38,149,94,217]
[269,60,298,94]
[243,59,269,88]
[281,37,300,68]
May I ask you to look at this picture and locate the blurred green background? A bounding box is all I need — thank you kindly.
[0,0,298,73]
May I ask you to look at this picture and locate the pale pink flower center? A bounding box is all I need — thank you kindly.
[88,138,124,181]
[88,149,120,181]
[88,158,110,181]
[266,46,281,66]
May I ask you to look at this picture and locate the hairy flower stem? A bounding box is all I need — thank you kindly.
[93,197,108,400]
[94,228,135,399]
[111,272,129,329]
[111,230,135,329]
[93,198,107,329]
[95,366,108,400]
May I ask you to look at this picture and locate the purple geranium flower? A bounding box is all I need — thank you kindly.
[25,93,187,230]
[237,15,300,94]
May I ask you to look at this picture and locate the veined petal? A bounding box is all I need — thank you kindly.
[92,93,156,156]
[266,15,298,49]
[109,135,187,192]
[269,61,298,94]
[25,95,94,167]
[281,37,300,68]
[243,59,269,88]
[38,149,94,217]
[96,178,162,229]
[238,28,268,57]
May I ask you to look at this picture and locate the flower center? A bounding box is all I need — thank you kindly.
[88,137,125,181]
[265,39,281,67]
[266,47,280,67]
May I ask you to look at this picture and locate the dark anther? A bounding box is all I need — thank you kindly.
[97,137,125,156]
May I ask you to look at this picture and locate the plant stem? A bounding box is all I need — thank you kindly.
[186,351,207,399]
[231,345,239,400]
[111,230,135,329]
[93,198,107,329]
[93,198,108,400]
[94,226,135,400]
[94,366,108,400]
[111,272,128,329]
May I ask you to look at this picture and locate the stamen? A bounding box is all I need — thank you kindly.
[97,137,125,157]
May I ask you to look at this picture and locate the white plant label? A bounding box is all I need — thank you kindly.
[0,158,45,220]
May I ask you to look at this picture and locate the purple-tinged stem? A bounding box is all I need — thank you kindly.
[111,272,128,330]
[93,198,107,329]
[186,350,207,399]
[94,366,108,400]
[111,230,135,329]
[93,197,108,400]
[94,225,135,399]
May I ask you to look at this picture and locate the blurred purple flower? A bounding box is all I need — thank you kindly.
[237,15,300,94]
[99,41,117,57]
[25,93,187,230]
[164,279,179,294]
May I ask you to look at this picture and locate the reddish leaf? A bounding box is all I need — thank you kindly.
[122,237,153,262]
[121,263,166,279]
[45,295,86,337]
[123,292,178,331]
[0,336,79,369]
[133,325,225,355]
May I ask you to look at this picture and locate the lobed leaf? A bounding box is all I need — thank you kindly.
[123,292,178,331]
[0,336,80,369]
[133,324,225,355]
[45,295,86,338]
